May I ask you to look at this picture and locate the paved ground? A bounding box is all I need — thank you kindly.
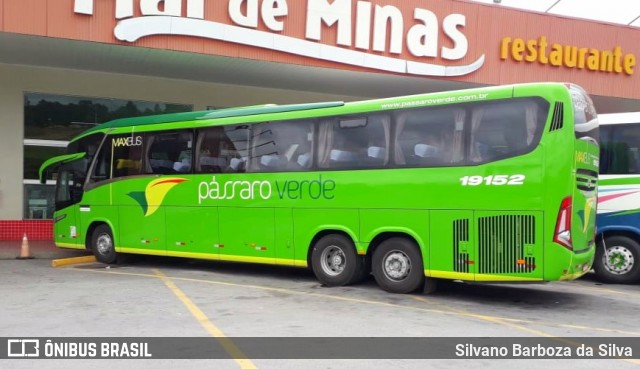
[0,240,90,260]
[0,252,639,369]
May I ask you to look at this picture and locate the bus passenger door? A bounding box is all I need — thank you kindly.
[53,168,83,248]
[218,207,275,264]
[165,206,219,260]
[429,211,476,281]
[54,205,78,247]
[49,158,86,249]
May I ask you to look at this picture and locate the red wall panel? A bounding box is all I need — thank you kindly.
[0,220,53,241]
[0,0,4,31]
[3,0,47,36]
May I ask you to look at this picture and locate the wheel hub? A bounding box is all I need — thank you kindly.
[604,246,634,275]
[96,234,112,255]
[320,245,346,276]
[384,251,411,281]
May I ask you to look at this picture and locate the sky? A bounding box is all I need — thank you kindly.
[465,0,640,27]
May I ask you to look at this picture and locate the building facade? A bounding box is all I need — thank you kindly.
[1,0,639,239]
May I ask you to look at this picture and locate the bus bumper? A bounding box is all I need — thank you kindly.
[558,245,595,281]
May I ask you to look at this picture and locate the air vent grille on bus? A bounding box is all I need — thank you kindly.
[453,218,470,273]
[549,102,564,132]
[478,215,536,274]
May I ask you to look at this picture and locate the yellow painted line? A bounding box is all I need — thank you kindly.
[51,255,96,268]
[451,314,640,336]
[67,267,640,338]
[410,295,640,366]
[410,295,555,337]
[72,267,462,313]
[407,295,640,336]
[73,267,640,364]
[152,269,257,369]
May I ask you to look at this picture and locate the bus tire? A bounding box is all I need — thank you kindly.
[372,238,424,294]
[311,234,363,287]
[91,224,117,265]
[594,235,640,284]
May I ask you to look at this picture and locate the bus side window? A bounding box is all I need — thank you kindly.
[393,108,462,167]
[196,127,229,174]
[614,143,631,173]
[249,120,314,172]
[469,99,543,164]
[319,114,388,169]
[250,122,279,172]
[90,140,111,183]
[363,115,390,167]
[604,125,640,174]
[222,124,250,173]
[111,134,144,178]
[471,124,497,163]
[145,131,193,174]
[630,147,640,173]
[604,142,631,174]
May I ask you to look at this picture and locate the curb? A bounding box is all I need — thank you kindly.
[51,255,97,268]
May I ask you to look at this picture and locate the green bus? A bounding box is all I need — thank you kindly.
[40,83,599,293]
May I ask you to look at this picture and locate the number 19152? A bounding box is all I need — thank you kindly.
[460,175,525,186]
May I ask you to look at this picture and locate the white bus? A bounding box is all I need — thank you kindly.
[596,112,640,283]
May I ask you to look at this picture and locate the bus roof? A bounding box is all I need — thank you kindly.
[81,101,344,137]
[73,82,575,142]
[598,112,640,125]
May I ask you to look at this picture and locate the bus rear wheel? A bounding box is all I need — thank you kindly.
[311,234,364,287]
[372,238,424,294]
[594,235,640,284]
[91,224,117,264]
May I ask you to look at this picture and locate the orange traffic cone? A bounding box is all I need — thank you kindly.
[16,233,34,260]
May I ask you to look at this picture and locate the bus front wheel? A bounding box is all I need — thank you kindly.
[311,234,364,287]
[372,238,424,293]
[594,235,640,284]
[91,224,117,264]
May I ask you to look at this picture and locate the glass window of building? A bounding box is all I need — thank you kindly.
[23,93,192,219]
